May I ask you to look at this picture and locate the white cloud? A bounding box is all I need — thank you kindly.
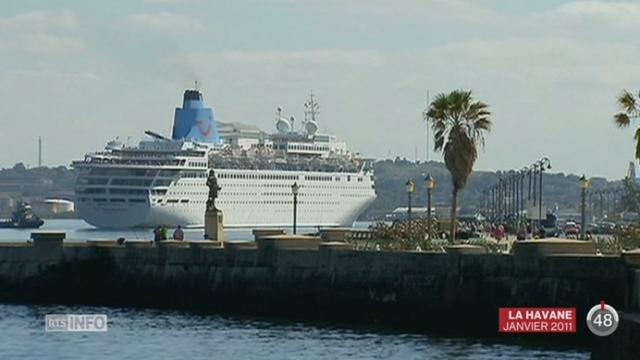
[218,49,386,67]
[0,10,78,32]
[0,33,84,55]
[0,10,83,55]
[259,0,500,23]
[121,12,207,34]
[549,1,640,28]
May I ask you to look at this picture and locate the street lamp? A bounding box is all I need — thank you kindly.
[406,179,415,243]
[498,177,504,221]
[425,175,436,240]
[578,175,591,240]
[536,157,552,225]
[531,163,538,207]
[291,182,300,234]
[519,167,528,224]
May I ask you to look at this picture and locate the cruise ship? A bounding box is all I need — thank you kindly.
[72,88,376,228]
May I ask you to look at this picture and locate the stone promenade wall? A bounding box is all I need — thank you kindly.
[0,242,632,338]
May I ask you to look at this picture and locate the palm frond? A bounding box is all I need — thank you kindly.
[614,113,631,128]
[618,90,639,116]
[473,118,492,131]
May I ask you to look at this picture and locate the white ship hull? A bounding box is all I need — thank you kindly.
[76,169,376,228]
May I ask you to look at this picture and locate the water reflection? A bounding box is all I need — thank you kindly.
[0,303,588,360]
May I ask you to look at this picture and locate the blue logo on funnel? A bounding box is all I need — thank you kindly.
[172,89,219,143]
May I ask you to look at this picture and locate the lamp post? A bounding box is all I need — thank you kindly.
[532,163,538,207]
[588,191,593,221]
[520,167,528,224]
[501,179,505,221]
[492,186,497,220]
[536,157,552,226]
[512,173,517,219]
[527,166,532,202]
[406,179,415,243]
[425,175,436,240]
[510,174,515,220]
[291,182,300,234]
[579,175,591,240]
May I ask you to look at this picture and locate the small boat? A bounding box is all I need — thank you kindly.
[0,202,45,229]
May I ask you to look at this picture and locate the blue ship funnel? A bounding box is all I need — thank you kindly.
[172,89,219,143]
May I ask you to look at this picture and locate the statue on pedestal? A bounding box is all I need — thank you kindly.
[206,170,221,212]
[204,169,224,243]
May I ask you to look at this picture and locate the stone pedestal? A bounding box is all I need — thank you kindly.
[512,238,596,257]
[205,210,224,243]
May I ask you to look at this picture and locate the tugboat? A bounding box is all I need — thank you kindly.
[0,202,45,229]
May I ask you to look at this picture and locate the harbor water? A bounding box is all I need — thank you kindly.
[0,219,589,359]
[0,303,589,360]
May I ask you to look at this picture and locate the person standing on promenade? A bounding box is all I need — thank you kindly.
[173,225,184,241]
[153,226,162,242]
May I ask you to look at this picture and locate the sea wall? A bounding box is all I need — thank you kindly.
[0,240,635,339]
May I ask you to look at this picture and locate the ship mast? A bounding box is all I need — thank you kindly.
[304,91,320,123]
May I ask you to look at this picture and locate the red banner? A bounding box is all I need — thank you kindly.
[499,307,576,333]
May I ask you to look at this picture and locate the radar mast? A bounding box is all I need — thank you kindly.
[304,91,320,123]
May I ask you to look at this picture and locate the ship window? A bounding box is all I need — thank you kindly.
[79,188,106,194]
[110,188,148,195]
[167,199,179,203]
[159,170,179,177]
[153,179,172,187]
[110,198,126,202]
[112,178,153,186]
[180,199,189,203]
[86,178,109,185]
[129,199,146,203]
[93,198,106,202]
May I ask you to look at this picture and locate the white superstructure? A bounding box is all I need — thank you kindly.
[73,90,376,228]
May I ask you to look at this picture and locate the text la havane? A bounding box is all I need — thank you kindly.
[508,309,574,320]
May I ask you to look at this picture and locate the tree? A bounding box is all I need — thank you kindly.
[424,90,492,242]
[613,90,640,159]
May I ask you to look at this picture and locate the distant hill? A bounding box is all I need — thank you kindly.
[0,161,623,220]
[361,158,622,220]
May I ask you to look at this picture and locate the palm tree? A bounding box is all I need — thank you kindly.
[613,90,640,160]
[424,90,492,242]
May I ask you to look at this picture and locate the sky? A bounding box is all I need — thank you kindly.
[1,0,639,180]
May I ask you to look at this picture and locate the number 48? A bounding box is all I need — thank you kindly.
[593,313,613,327]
